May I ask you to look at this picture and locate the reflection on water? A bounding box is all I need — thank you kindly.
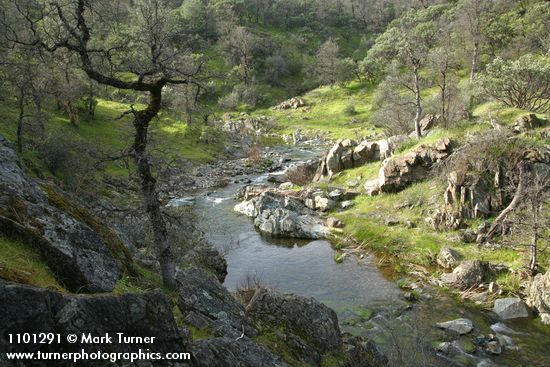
[191,148,550,367]
[196,185,401,315]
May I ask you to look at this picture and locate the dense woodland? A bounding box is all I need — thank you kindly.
[0,1,549,365]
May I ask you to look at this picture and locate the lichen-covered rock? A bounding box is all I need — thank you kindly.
[176,267,256,337]
[246,287,342,353]
[181,244,228,283]
[527,268,550,324]
[0,136,121,293]
[0,281,185,365]
[342,334,388,367]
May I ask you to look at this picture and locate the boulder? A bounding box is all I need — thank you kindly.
[246,288,342,353]
[436,318,474,335]
[459,229,477,243]
[363,179,380,196]
[378,139,452,193]
[419,114,441,134]
[0,136,121,293]
[284,160,319,185]
[176,267,256,337]
[328,189,345,201]
[235,191,329,239]
[326,217,345,229]
[441,260,488,289]
[341,200,355,209]
[341,334,388,367]
[314,194,336,212]
[181,243,228,283]
[0,281,185,360]
[190,337,288,367]
[314,136,407,181]
[279,182,294,190]
[493,298,529,320]
[275,97,306,110]
[353,141,379,165]
[437,247,462,270]
[527,268,550,324]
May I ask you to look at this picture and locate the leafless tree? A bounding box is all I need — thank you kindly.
[3,0,205,289]
[501,163,550,276]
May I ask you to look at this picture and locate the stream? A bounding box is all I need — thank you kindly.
[190,145,550,367]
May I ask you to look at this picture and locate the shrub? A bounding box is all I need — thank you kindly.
[478,54,550,113]
[343,102,357,116]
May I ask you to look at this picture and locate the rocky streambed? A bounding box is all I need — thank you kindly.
[183,144,550,367]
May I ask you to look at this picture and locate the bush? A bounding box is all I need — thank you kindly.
[343,102,357,116]
[478,54,550,113]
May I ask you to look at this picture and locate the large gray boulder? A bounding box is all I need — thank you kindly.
[436,318,474,335]
[176,267,256,337]
[0,281,185,365]
[234,191,329,239]
[493,298,529,320]
[246,287,342,353]
[190,337,288,367]
[527,268,550,324]
[0,136,121,292]
[441,260,489,289]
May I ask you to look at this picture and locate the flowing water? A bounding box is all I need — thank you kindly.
[191,146,550,367]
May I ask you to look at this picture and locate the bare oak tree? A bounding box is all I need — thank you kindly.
[3,0,204,288]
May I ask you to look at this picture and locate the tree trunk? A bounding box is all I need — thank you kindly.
[528,197,540,276]
[133,87,176,289]
[485,161,530,241]
[470,41,478,82]
[413,64,423,139]
[16,88,25,153]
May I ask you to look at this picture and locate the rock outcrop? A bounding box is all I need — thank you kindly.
[181,244,228,283]
[234,191,330,239]
[245,287,386,366]
[527,268,550,324]
[247,287,342,352]
[0,281,185,365]
[221,115,276,136]
[0,136,122,293]
[274,97,306,110]
[378,138,452,193]
[313,136,407,180]
[176,267,256,337]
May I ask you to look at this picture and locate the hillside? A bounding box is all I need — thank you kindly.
[1,0,550,366]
